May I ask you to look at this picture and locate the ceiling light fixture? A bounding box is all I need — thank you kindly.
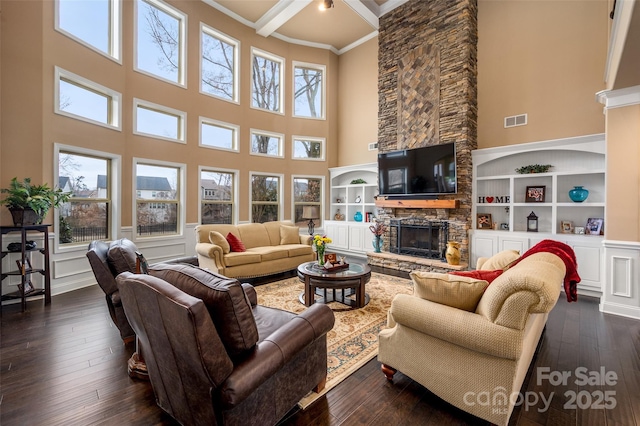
[319,0,334,11]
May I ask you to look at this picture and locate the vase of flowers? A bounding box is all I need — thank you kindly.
[369,220,387,253]
[313,234,332,266]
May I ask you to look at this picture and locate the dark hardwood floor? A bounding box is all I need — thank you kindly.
[1,266,639,425]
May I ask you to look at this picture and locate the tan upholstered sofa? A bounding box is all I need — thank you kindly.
[195,221,314,279]
[378,250,564,426]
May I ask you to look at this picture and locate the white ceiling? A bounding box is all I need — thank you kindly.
[202,0,409,54]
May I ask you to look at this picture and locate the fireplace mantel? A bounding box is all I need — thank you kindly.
[374,199,459,209]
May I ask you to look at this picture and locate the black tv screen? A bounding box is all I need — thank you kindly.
[378,143,457,196]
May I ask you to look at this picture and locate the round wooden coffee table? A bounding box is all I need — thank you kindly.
[297,261,371,309]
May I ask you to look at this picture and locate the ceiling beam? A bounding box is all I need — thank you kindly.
[344,0,379,29]
[256,0,313,38]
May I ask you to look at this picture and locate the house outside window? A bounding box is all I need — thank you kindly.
[56,148,117,246]
[135,161,183,237]
[201,23,239,103]
[251,173,282,223]
[135,0,186,86]
[251,48,284,114]
[200,168,236,224]
[293,176,323,228]
[293,61,325,119]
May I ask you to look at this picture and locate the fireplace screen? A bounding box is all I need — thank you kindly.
[389,219,448,260]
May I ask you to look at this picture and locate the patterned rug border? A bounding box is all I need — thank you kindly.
[255,272,413,409]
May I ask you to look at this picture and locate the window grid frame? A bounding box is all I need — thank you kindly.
[133,98,187,144]
[249,128,285,159]
[249,171,283,223]
[199,22,240,104]
[134,0,188,88]
[292,61,326,120]
[54,0,122,63]
[250,47,285,115]
[291,135,326,161]
[199,166,239,225]
[199,116,240,153]
[54,66,122,131]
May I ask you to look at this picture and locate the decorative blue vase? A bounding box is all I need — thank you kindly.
[372,236,383,253]
[568,186,589,203]
[354,211,363,222]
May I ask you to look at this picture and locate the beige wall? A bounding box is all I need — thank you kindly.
[337,37,379,166]
[605,104,640,242]
[477,0,607,148]
[2,0,338,226]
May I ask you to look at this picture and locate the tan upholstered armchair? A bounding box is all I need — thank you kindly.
[378,251,564,426]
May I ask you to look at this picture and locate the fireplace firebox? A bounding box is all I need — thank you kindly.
[389,219,449,260]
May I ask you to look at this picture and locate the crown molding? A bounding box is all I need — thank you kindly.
[596,85,640,109]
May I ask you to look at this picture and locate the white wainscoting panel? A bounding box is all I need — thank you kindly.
[601,240,640,320]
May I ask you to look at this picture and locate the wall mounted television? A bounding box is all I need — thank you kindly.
[378,142,457,197]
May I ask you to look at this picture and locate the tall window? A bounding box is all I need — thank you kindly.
[293,62,325,119]
[292,136,325,161]
[200,169,236,224]
[135,0,186,86]
[250,129,284,158]
[201,24,239,102]
[57,148,115,246]
[55,67,121,130]
[293,176,323,228]
[251,48,284,114]
[200,118,239,152]
[135,162,182,237]
[134,99,186,143]
[251,173,282,223]
[56,0,121,61]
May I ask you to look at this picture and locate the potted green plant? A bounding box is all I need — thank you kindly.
[1,177,71,226]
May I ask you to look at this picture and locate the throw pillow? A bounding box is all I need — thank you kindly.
[134,251,149,274]
[148,263,258,356]
[410,271,489,312]
[479,249,520,271]
[209,230,231,254]
[450,269,503,284]
[280,225,300,245]
[226,232,246,252]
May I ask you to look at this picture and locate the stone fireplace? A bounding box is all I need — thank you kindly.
[389,218,448,260]
[368,0,477,271]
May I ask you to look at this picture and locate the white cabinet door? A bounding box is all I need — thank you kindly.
[349,226,365,251]
[362,229,375,253]
[568,242,602,292]
[470,232,498,269]
[325,222,349,250]
[499,236,529,255]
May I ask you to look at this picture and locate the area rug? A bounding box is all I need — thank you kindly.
[255,272,413,409]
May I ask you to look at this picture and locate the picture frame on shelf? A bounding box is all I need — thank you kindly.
[561,221,573,234]
[574,226,585,235]
[585,218,604,235]
[525,186,546,203]
[476,213,492,229]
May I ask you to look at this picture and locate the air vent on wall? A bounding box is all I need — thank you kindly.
[504,113,528,128]
[368,142,378,151]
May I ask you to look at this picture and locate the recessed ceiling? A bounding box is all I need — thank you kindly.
[203,0,409,54]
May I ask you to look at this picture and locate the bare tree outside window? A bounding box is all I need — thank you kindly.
[293,177,322,227]
[251,175,280,223]
[293,138,324,160]
[251,132,281,156]
[58,152,110,244]
[252,52,281,113]
[137,0,183,84]
[294,65,323,118]
[201,28,236,101]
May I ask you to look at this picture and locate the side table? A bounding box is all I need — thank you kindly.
[1,225,51,313]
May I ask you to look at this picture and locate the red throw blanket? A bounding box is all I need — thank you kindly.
[510,239,580,302]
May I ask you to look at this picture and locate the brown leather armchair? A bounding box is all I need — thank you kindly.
[116,263,335,426]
